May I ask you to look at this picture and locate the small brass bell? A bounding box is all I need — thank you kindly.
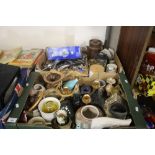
[82,94,91,104]
[92,80,100,89]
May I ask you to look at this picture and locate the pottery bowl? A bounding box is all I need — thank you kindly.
[38,97,60,121]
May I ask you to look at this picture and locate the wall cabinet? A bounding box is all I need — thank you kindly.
[116,26,154,87]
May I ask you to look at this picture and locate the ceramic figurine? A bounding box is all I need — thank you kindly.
[56,110,69,126]
[106,64,117,73]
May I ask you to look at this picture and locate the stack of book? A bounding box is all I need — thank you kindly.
[9,49,43,68]
[0,47,22,64]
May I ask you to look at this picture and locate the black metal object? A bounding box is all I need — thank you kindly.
[104,26,112,48]
[0,64,20,110]
[5,72,40,129]
[119,72,147,128]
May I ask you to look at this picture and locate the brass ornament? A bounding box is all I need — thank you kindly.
[92,80,101,89]
[62,87,72,95]
[82,94,91,104]
[56,82,79,101]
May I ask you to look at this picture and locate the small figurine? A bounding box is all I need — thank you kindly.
[56,110,69,126]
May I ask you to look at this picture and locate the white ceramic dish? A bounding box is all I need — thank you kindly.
[38,97,60,122]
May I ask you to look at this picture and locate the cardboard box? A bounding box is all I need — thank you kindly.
[5,54,146,129]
